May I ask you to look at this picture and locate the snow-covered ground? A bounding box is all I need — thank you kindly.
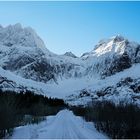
[1,63,140,97]
[1,63,140,105]
[10,109,108,139]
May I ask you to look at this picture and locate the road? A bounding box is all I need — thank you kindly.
[11,109,107,139]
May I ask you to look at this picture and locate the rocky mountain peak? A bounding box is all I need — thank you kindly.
[82,35,128,58]
[0,23,46,49]
[64,52,77,58]
[12,23,22,29]
[111,34,125,43]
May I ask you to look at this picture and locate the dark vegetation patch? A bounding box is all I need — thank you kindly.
[0,89,67,138]
[70,101,140,139]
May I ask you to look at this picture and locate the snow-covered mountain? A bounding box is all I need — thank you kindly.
[0,24,85,82]
[0,24,140,106]
[82,35,140,78]
[64,52,77,58]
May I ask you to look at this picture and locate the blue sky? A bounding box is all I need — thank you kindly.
[0,1,140,56]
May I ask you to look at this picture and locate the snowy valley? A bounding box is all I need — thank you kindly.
[0,24,140,106]
[0,24,140,139]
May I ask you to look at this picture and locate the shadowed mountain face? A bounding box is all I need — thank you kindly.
[64,52,77,58]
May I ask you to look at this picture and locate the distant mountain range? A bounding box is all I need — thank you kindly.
[0,24,140,106]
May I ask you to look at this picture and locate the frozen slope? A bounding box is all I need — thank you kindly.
[66,64,140,105]
[46,64,140,97]
[0,63,140,105]
[10,110,107,139]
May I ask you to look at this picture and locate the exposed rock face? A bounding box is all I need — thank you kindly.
[94,77,140,102]
[101,52,132,77]
[66,77,140,106]
[0,75,16,89]
[64,52,77,58]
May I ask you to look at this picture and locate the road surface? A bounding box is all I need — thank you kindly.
[11,109,107,139]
